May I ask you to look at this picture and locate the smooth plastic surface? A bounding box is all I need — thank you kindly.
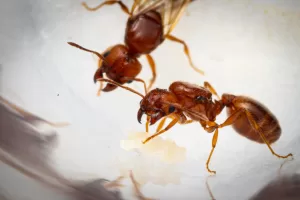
[1,0,300,199]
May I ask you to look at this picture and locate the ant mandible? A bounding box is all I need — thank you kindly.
[95,78,293,174]
[68,0,203,95]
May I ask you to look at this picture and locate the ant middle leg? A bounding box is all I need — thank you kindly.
[206,128,219,174]
[82,0,130,15]
[166,34,204,75]
[145,54,157,91]
[204,81,220,100]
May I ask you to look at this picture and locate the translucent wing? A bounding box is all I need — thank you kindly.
[131,0,191,36]
[161,0,191,35]
[131,0,165,16]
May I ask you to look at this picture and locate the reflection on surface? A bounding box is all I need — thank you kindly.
[121,132,186,164]
[0,96,153,200]
[119,132,186,186]
[250,173,300,200]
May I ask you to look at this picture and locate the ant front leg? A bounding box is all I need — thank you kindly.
[166,34,204,75]
[142,118,179,144]
[82,0,131,15]
[145,116,150,133]
[145,54,157,91]
[156,114,193,132]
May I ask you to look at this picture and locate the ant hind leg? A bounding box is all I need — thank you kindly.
[244,110,293,159]
[166,34,204,75]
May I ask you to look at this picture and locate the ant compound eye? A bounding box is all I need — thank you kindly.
[103,51,110,57]
[127,80,133,84]
[195,96,207,102]
[169,106,175,113]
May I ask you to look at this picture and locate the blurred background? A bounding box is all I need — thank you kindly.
[0,0,300,199]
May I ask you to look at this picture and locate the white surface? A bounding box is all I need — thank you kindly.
[1,0,300,199]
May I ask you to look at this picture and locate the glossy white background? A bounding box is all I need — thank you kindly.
[0,0,300,199]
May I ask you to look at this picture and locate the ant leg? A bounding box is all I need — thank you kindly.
[142,118,179,144]
[97,81,104,96]
[244,110,293,159]
[82,0,130,15]
[182,119,193,124]
[204,109,250,174]
[166,34,204,75]
[212,108,293,159]
[156,116,193,132]
[204,81,220,100]
[145,54,157,91]
[206,128,219,174]
[146,116,150,133]
[156,117,168,132]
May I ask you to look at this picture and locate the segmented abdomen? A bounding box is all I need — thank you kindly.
[227,96,281,144]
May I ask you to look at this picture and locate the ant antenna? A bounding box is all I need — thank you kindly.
[67,42,109,66]
[96,78,145,98]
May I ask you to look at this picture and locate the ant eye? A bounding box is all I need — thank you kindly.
[103,51,110,57]
[195,96,206,102]
[127,80,133,84]
[169,106,175,113]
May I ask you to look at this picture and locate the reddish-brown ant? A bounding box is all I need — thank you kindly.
[95,78,293,174]
[68,0,203,95]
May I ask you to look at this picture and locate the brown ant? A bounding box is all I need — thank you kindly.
[68,0,203,95]
[95,78,293,174]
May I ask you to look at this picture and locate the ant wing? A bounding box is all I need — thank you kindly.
[162,0,191,36]
[131,0,191,36]
[131,0,164,17]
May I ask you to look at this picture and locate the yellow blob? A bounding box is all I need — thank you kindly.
[120,132,186,164]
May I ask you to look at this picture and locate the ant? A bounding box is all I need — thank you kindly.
[94,78,293,174]
[68,0,203,95]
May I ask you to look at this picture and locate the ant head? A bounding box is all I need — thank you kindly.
[137,89,178,125]
[95,44,142,92]
[68,42,142,92]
